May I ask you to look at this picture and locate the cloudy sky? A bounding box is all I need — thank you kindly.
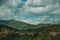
[0,0,60,25]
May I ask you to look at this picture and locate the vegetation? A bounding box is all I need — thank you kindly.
[0,24,60,40]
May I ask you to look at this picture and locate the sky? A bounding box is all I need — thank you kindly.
[0,0,60,25]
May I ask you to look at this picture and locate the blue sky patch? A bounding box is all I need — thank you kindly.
[21,0,27,2]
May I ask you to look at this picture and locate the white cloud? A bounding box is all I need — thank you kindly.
[0,0,60,25]
[26,0,58,7]
[0,5,14,20]
[23,3,59,15]
[5,0,22,8]
[25,7,45,14]
[51,9,60,14]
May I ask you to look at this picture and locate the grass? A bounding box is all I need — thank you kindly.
[0,24,60,40]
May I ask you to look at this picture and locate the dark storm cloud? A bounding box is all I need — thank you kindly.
[0,0,7,5]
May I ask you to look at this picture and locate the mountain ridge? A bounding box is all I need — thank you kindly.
[0,20,60,30]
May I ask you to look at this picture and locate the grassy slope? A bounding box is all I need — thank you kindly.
[0,24,60,40]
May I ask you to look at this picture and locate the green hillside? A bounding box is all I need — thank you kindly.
[7,20,50,30]
[0,22,60,40]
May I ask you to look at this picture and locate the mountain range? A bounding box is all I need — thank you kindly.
[0,20,60,30]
